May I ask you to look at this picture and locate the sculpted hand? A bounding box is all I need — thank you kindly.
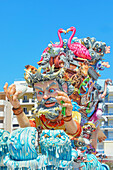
[4,83,22,109]
[102,61,110,68]
[105,46,110,54]
[56,91,73,116]
[98,129,107,142]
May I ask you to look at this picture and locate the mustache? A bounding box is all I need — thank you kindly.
[41,97,58,105]
[38,107,61,119]
[35,97,58,111]
[34,97,61,119]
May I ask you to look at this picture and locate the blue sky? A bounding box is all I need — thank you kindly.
[0,0,113,91]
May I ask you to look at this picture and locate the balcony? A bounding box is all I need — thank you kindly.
[19,98,35,105]
[13,110,33,118]
[105,138,113,141]
[96,150,104,154]
[105,100,113,106]
[0,123,4,128]
[100,125,113,130]
[105,100,113,103]
[102,113,113,118]
[103,113,113,115]
[24,110,33,116]
[23,100,29,103]
[13,124,19,128]
[0,100,6,105]
[0,111,4,117]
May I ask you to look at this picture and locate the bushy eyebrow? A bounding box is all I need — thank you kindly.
[34,86,43,91]
[46,82,57,90]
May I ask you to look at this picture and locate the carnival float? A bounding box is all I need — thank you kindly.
[0,26,112,169]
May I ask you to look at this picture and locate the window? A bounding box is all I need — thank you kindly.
[0,120,3,123]
[108,120,113,126]
[0,107,4,111]
[23,107,28,114]
[13,124,19,127]
[109,108,113,113]
[24,95,27,100]
[97,143,104,150]
[108,131,113,139]
[104,105,108,113]
[23,95,29,102]
[109,95,113,101]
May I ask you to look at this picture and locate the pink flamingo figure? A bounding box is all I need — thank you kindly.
[38,28,66,65]
[67,27,91,60]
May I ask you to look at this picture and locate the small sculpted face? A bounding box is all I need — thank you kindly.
[82,123,96,135]
[39,130,72,163]
[81,38,91,49]
[39,53,50,69]
[93,41,106,56]
[40,130,71,147]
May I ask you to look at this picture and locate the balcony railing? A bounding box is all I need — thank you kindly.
[0,111,4,117]
[13,124,19,127]
[0,100,6,105]
[105,138,113,141]
[23,100,29,103]
[103,113,113,116]
[19,99,35,104]
[100,125,113,129]
[105,100,113,103]
[96,150,104,154]
[0,123,4,128]
[24,110,33,116]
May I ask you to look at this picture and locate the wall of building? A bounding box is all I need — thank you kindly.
[104,141,113,156]
[98,84,113,158]
[0,92,12,132]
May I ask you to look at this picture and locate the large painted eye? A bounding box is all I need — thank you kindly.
[49,88,55,93]
[79,142,82,145]
[38,91,44,95]
[82,143,85,146]
[97,48,102,53]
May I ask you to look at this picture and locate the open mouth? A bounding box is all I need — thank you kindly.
[44,102,56,108]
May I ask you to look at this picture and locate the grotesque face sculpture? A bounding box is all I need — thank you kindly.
[40,130,72,161]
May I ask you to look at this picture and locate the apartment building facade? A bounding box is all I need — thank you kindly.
[0,81,36,132]
[97,83,113,158]
[0,92,12,132]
